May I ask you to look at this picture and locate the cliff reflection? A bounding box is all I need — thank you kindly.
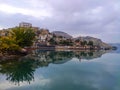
[0,50,108,85]
[31,50,108,63]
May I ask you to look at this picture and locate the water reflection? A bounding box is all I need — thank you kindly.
[0,50,109,85]
[31,50,109,63]
[0,58,36,85]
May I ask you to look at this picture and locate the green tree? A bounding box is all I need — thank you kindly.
[81,40,87,46]
[49,38,57,45]
[0,36,20,53]
[88,41,93,46]
[59,40,73,46]
[10,27,35,48]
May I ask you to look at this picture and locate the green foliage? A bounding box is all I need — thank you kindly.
[49,38,57,45]
[0,27,35,54]
[81,40,87,46]
[88,41,93,46]
[10,27,35,47]
[59,40,73,46]
[0,58,35,85]
[0,36,21,53]
[88,52,93,56]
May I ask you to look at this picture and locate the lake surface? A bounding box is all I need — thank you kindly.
[0,49,120,90]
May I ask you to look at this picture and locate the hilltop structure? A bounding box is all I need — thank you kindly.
[19,22,32,28]
[0,22,112,50]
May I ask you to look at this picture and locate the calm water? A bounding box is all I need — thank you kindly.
[0,50,120,90]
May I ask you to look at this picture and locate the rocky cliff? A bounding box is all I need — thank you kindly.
[75,36,112,48]
[51,31,111,48]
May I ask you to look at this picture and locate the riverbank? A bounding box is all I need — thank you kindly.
[0,48,29,58]
[30,45,112,51]
[0,45,115,59]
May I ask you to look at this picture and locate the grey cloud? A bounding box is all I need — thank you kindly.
[0,12,33,28]
[0,0,120,43]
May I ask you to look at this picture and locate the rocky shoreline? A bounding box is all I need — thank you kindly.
[30,45,113,50]
[0,45,116,59]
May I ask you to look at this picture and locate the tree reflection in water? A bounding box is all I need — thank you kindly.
[0,58,36,86]
[0,50,109,85]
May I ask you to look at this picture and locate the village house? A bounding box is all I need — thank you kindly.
[36,29,53,46]
[0,29,9,36]
[19,22,32,28]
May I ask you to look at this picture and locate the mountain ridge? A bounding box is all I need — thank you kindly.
[51,31,111,48]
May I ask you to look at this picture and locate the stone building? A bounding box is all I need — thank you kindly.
[19,22,32,28]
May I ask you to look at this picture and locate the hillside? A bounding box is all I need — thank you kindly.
[51,31,112,49]
[52,31,73,39]
[0,26,113,50]
[74,36,111,48]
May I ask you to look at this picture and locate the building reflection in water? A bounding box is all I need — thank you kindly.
[0,50,109,85]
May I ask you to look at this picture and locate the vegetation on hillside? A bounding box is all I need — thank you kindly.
[10,27,35,47]
[0,27,35,55]
[0,26,113,56]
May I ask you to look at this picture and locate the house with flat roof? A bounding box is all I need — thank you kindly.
[19,22,32,28]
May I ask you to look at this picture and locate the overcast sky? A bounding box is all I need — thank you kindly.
[0,0,120,43]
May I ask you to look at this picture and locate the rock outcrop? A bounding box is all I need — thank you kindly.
[75,36,112,48]
[52,31,73,39]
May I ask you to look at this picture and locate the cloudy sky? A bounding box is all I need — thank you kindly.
[0,0,120,43]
